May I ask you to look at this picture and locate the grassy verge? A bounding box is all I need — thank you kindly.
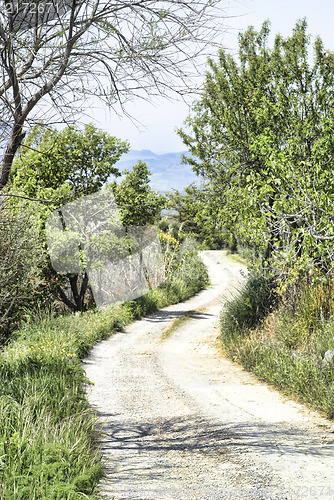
[227,244,261,267]
[0,243,209,499]
[224,250,248,266]
[220,271,334,420]
[161,310,196,340]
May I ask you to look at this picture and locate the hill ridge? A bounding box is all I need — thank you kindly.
[112,149,198,193]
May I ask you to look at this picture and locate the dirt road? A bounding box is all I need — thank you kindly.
[84,251,334,500]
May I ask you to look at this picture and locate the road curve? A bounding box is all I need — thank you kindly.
[84,250,334,500]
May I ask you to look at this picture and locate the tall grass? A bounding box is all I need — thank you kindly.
[0,238,209,498]
[0,311,117,499]
[220,271,334,419]
[220,271,276,341]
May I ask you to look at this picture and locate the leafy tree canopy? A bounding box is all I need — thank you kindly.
[179,19,334,273]
[10,123,128,202]
[112,161,165,227]
[7,124,129,312]
[167,184,225,248]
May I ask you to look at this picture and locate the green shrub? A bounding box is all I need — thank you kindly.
[0,202,47,341]
[221,271,276,341]
[220,269,334,419]
[236,244,262,267]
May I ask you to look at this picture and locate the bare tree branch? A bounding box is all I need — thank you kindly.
[0,0,230,190]
[0,192,52,203]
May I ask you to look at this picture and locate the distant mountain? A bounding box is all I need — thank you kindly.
[111,149,199,193]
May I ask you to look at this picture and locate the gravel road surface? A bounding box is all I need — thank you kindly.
[84,250,334,500]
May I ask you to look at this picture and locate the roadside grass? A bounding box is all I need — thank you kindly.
[227,244,261,267]
[161,310,197,340]
[0,242,209,499]
[220,271,276,341]
[0,309,123,500]
[220,271,334,419]
[224,251,248,266]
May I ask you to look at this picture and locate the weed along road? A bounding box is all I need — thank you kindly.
[84,251,334,500]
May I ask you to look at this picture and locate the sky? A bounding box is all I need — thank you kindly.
[86,0,334,153]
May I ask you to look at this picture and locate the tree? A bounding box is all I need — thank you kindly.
[10,122,128,199]
[9,124,129,312]
[179,19,334,272]
[0,0,227,191]
[112,161,165,227]
[167,184,224,248]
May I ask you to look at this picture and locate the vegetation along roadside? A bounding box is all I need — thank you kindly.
[175,19,334,422]
[3,10,334,499]
[0,236,208,499]
[220,267,334,420]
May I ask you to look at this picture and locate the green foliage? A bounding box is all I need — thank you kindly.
[0,316,106,499]
[11,123,128,201]
[112,161,165,226]
[235,243,262,267]
[166,184,225,249]
[220,271,276,341]
[220,276,334,419]
[276,277,334,349]
[170,238,209,296]
[0,201,47,340]
[7,124,131,313]
[179,19,334,272]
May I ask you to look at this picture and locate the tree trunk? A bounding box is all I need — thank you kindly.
[0,123,25,190]
[262,195,277,271]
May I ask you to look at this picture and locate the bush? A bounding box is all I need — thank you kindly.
[220,271,276,341]
[0,201,47,341]
[220,272,334,419]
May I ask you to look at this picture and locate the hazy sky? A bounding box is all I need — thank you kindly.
[87,0,334,153]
